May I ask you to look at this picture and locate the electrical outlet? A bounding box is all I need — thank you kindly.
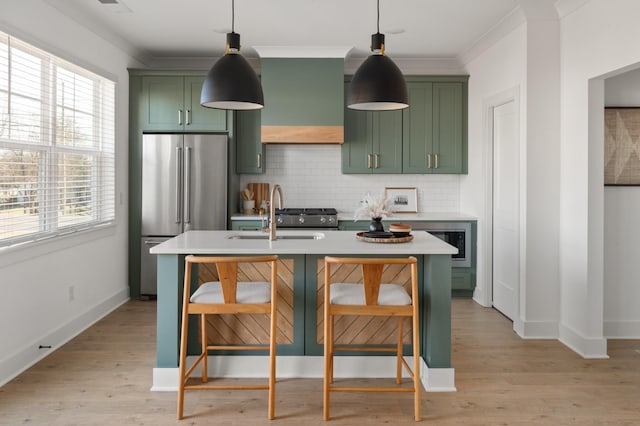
[68,285,75,302]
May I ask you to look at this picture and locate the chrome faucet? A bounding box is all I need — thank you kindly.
[269,184,283,241]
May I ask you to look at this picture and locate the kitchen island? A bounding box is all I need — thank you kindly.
[150,229,458,391]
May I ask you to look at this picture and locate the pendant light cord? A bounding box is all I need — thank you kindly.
[376,0,380,33]
[232,0,235,33]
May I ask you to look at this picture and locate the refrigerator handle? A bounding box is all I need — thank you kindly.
[184,146,192,224]
[175,146,182,224]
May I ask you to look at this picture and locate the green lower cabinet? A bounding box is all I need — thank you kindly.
[230,220,263,231]
[451,268,475,298]
[338,220,370,231]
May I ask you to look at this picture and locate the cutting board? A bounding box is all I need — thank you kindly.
[248,182,269,208]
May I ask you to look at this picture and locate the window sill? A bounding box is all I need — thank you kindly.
[0,223,117,269]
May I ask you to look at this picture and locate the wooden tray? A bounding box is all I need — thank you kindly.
[356,231,414,244]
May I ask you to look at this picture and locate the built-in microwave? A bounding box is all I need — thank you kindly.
[414,222,471,268]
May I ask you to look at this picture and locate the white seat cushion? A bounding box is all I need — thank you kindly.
[190,281,271,304]
[330,283,412,306]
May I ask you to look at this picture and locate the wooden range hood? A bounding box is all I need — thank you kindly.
[255,47,350,144]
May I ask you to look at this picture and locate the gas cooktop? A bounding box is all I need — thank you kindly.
[274,208,338,228]
[274,208,337,215]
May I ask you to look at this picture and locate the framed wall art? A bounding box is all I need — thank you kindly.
[385,187,418,213]
[605,107,640,186]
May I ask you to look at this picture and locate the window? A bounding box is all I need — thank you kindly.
[0,31,115,247]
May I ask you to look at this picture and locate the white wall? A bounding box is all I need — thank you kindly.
[0,1,141,385]
[462,4,562,340]
[603,70,640,337]
[462,23,527,310]
[240,145,461,213]
[520,12,562,338]
[559,0,640,357]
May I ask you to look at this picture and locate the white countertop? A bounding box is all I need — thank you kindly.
[338,212,477,222]
[150,230,458,256]
[230,211,477,222]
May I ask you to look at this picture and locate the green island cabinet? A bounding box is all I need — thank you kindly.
[139,75,227,131]
[342,76,468,175]
[338,219,477,298]
[342,85,403,173]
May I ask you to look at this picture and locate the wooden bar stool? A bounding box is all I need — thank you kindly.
[177,255,278,420]
[323,256,421,421]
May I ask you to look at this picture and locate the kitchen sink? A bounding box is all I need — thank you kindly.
[227,232,325,240]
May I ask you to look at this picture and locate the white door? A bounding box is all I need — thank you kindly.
[492,100,519,320]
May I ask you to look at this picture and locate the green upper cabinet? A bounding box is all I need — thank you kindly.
[402,82,433,173]
[235,109,265,174]
[403,78,468,174]
[140,75,227,131]
[344,76,468,175]
[342,109,403,173]
[342,83,403,174]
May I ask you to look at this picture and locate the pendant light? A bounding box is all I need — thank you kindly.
[201,0,264,110]
[347,0,408,111]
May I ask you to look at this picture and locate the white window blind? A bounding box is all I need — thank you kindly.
[0,31,115,247]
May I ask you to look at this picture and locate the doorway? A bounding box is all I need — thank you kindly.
[490,98,519,321]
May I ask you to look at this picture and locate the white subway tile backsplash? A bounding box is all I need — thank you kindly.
[240,145,460,213]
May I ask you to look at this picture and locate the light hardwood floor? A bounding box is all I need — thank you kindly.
[1,299,639,425]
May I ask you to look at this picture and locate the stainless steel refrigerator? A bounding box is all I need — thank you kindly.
[140,133,227,295]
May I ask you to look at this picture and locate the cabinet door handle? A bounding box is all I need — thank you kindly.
[367,154,372,169]
[427,154,432,169]
[178,109,183,126]
[186,109,191,125]
[374,153,379,169]
[435,153,439,169]
[257,153,262,169]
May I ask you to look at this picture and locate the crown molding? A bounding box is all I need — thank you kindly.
[554,0,591,18]
[253,46,353,58]
[458,6,526,66]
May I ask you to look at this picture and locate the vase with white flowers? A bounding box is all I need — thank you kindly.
[354,192,393,232]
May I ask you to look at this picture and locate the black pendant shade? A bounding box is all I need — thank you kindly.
[348,49,408,111]
[200,8,264,111]
[200,48,264,110]
[348,1,408,111]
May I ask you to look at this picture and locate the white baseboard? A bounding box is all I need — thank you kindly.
[604,320,640,338]
[420,358,456,392]
[152,355,456,392]
[472,287,491,308]
[152,367,180,392]
[558,322,609,359]
[0,288,129,387]
[514,319,559,339]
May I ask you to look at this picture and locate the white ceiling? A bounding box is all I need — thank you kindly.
[45,0,521,62]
